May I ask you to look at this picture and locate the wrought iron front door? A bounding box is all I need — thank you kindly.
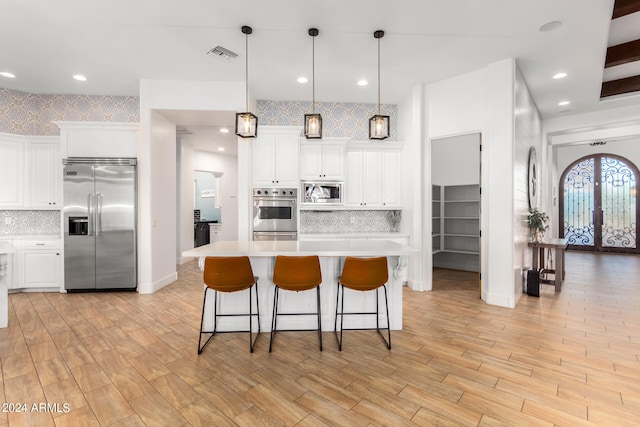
[560,154,638,253]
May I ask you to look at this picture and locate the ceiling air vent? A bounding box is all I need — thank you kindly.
[207,46,238,60]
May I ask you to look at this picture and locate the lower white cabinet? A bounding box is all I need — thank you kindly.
[12,239,62,290]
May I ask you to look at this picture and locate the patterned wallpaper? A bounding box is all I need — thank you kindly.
[257,100,398,141]
[0,88,139,136]
[300,210,401,233]
[0,210,60,236]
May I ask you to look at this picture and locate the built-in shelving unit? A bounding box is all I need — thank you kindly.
[432,185,441,253]
[433,184,480,272]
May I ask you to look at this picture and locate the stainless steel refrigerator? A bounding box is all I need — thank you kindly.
[63,158,137,291]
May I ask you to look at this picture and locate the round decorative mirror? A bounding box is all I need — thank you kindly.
[527,146,537,208]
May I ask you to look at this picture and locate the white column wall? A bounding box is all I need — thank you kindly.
[138,79,244,293]
[421,58,518,307]
[513,66,543,303]
[397,85,425,291]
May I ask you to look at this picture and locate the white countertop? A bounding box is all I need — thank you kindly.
[0,235,61,240]
[182,239,419,258]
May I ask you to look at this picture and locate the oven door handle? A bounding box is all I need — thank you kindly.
[254,198,296,203]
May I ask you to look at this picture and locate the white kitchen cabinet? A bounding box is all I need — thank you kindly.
[345,144,402,209]
[209,223,222,243]
[16,239,62,290]
[252,127,300,187]
[0,135,25,208]
[300,140,346,181]
[26,139,61,208]
[381,149,402,208]
[346,149,381,207]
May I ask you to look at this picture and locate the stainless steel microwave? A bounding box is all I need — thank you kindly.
[302,182,343,205]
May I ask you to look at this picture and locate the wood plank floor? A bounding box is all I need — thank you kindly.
[1,251,639,426]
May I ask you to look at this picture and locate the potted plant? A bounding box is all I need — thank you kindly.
[527,208,549,242]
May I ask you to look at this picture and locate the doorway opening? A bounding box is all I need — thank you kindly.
[560,154,639,253]
[431,133,481,293]
[194,170,223,247]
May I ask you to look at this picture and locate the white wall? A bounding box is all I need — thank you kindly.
[556,138,640,175]
[422,58,520,307]
[513,66,543,302]
[431,133,480,186]
[138,79,244,293]
[397,85,425,291]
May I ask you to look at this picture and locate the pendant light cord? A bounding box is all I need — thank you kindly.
[312,34,316,114]
[245,32,249,112]
[377,36,381,116]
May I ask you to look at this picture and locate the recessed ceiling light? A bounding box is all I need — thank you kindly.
[0,72,16,78]
[553,72,567,79]
[538,20,563,32]
[297,77,308,83]
[220,128,229,133]
[218,147,225,152]
[73,74,87,81]
[558,100,570,106]
[357,80,368,86]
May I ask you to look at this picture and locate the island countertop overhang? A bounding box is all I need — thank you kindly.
[182,239,419,258]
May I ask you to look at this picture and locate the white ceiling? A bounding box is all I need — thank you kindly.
[2,0,639,143]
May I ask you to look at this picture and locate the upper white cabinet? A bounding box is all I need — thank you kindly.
[252,127,300,187]
[300,139,347,181]
[0,135,25,208]
[0,134,60,210]
[27,139,61,208]
[56,121,138,158]
[345,143,402,209]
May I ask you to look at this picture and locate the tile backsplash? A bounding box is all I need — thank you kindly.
[300,210,401,233]
[0,210,60,236]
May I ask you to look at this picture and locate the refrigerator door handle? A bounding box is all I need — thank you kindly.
[96,193,103,236]
[88,194,94,236]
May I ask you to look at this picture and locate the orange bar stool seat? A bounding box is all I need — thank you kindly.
[335,256,391,351]
[198,256,261,354]
[270,255,323,352]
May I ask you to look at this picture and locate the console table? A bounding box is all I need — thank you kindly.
[528,238,568,292]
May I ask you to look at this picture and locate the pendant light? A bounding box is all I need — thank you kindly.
[369,30,390,140]
[235,25,258,138]
[304,28,322,139]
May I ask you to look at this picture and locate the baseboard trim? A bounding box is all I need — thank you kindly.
[137,272,178,294]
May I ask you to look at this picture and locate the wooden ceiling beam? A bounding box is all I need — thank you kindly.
[601,75,640,97]
[605,39,640,67]
[612,0,640,19]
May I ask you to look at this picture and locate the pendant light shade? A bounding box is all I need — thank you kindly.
[369,30,390,140]
[236,25,258,138]
[304,28,322,139]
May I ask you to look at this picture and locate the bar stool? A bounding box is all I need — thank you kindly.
[198,256,260,354]
[270,255,323,352]
[335,256,391,351]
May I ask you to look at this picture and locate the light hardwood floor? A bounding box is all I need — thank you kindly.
[1,251,639,426]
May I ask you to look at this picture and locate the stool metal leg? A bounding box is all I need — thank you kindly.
[269,286,280,352]
[334,283,391,351]
[317,285,323,351]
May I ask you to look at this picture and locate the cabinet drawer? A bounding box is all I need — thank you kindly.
[21,240,61,250]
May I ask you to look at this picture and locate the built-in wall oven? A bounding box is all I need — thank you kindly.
[253,188,297,241]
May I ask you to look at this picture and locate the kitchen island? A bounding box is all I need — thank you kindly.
[182,240,419,332]
[0,241,16,328]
